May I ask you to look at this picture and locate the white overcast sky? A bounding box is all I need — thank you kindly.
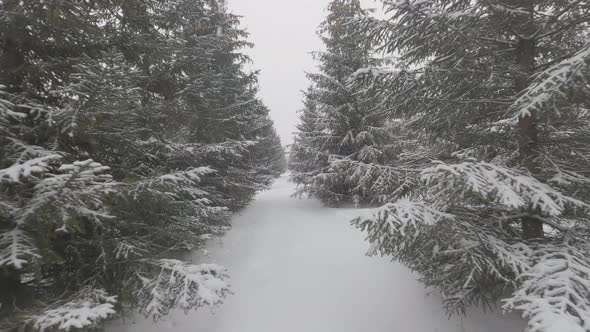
[227,0,377,146]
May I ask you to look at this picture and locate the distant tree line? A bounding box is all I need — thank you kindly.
[0,0,285,330]
[290,1,590,331]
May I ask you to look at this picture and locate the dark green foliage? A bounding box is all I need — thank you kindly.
[0,0,285,330]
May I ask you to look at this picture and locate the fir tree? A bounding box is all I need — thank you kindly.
[290,0,393,207]
[290,87,330,198]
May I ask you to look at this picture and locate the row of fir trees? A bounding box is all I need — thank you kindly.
[290,1,590,331]
[0,0,286,330]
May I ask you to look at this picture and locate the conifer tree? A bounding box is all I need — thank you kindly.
[290,0,393,207]
[290,87,330,197]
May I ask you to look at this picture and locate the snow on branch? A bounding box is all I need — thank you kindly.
[195,140,258,157]
[0,87,60,183]
[386,0,476,20]
[512,43,590,119]
[353,198,453,256]
[0,86,48,132]
[157,167,216,185]
[548,158,590,187]
[0,91,25,126]
[503,244,590,332]
[482,234,533,276]
[0,229,38,269]
[308,72,350,93]
[140,140,258,161]
[5,137,60,164]
[30,288,117,331]
[15,159,116,226]
[328,158,419,204]
[137,259,230,321]
[422,161,589,217]
[1,159,116,269]
[138,166,222,208]
[0,155,59,184]
[350,67,400,80]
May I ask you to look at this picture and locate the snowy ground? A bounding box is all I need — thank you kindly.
[108,175,525,332]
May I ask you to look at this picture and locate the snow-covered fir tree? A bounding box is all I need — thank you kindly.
[290,0,394,207]
[289,87,330,197]
[350,1,590,331]
[256,123,288,179]
[0,0,285,330]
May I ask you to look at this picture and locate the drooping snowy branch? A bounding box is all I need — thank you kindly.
[137,165,229,223]
[0,229,38,269]
[137,259,231,321]
[157,167,216,185]
[0,155,59,184]
[1,159,116,271]
[14,159,116,226]
[512,44,590,119]
[353,198,453,256]
[0,88,61,183]
[422,161,589,217]
[31,288,117,332]
[503,243,590,332]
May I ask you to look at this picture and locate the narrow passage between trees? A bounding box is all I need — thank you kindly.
[109,176,524,332]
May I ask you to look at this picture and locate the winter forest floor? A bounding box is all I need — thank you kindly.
[108,175,525,332]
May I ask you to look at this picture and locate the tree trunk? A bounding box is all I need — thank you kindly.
[516,3,543,239]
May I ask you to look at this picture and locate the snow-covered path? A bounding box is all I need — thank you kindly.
[109,175,524,332]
